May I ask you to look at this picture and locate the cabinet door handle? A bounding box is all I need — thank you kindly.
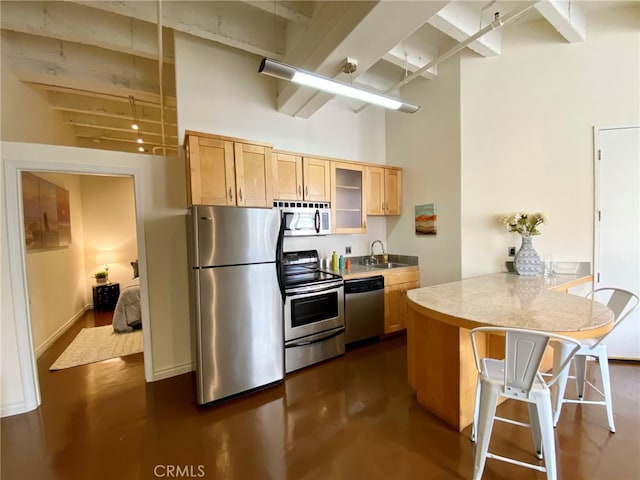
[228,187,233,201]
[298,185,302,197]
[305,185,309,197]
[239,188,243,202]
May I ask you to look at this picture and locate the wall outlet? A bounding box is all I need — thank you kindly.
[345,246,352,254]
[508,246,516,257]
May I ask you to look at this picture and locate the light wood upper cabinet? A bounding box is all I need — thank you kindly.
[331,161,366,233]
[273,153,330,202]
[186,135,236,206]
[234,142,273,207]
[367,166,402,216]
[303,157,331,202]
[185,131,273,207]
[273,152,303,201]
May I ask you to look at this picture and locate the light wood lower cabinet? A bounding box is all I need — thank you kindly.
[384,273,420,334]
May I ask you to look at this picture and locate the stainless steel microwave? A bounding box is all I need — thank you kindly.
[274,201,332,236]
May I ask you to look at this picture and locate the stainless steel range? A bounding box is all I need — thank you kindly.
[281,250,345,373]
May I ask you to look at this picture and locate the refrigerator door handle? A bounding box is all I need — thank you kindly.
[275,213,286,301]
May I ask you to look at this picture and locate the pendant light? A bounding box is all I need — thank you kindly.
[259,58,419,113]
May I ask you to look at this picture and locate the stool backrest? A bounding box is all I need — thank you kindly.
[470,327,582,400]
[586,288,639,347]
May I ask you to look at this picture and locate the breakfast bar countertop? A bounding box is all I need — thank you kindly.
[405,272,615,432]
[406,272,612,337]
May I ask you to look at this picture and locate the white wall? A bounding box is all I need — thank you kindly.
[385,55,463,287]
[24,172,87,355]
[174,33,389,257]
[460,6,640,277]
[81,175,137,288]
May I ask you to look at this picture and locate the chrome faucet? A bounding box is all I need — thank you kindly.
[370,240,387,264]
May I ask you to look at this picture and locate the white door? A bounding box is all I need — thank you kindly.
[595,125,640,359]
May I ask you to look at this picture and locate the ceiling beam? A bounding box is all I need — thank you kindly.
[383,39,438,81]
[69,0,286,59]
[47,91,177,123]
[241,1,312,24]
[428,1,502,57]
[0,1,175,63]
[4,30,175,99]
[29,83,177,109]
[275,1,448,118]
[535,0,586,43]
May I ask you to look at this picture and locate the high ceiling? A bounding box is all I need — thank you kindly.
[0,1,634,155]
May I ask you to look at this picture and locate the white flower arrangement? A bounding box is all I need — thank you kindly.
[499,212,547,236]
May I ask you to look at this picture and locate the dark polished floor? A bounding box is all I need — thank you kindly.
[2,319,639,480]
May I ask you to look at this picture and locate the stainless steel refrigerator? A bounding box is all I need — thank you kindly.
[187,205,284,405]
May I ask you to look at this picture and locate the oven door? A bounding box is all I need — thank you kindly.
[284,283,344,341]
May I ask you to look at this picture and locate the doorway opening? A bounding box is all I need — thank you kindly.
[22,171,143,400]
[3,147,152,416]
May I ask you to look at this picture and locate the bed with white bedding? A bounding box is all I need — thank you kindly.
[112,276,141,333]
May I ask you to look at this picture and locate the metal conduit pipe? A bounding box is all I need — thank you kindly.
[157,0,167,153]
[355,1,539,114]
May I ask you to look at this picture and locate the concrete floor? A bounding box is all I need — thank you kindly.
[2,312,639,480]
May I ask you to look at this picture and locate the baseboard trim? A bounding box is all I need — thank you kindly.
[151,362,195,382]
[35,305,89,358]
[1,399,37,418]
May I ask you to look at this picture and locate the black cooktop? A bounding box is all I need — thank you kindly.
[283,270,342,289]
[281,250,342,290]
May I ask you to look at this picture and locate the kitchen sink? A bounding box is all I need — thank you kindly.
[371,262,408,269]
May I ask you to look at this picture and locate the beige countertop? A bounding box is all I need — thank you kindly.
[406,273,613,338]
[321,254,419,280]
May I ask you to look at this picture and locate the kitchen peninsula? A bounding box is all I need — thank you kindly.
[405,273,614,432]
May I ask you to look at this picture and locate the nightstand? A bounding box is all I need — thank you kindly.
[92,283,120,312]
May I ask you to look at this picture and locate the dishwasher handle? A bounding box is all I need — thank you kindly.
[344,275,385,294]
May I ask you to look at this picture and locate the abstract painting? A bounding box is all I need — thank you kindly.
[22,172,71,249]
[415,203,437,235]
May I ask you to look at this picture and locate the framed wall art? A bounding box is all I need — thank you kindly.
[415,203,437,235]
[22,172,71,250]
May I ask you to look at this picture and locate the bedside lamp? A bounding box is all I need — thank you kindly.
[96,250,116,280]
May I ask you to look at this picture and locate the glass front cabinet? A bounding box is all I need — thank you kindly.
[331,162,366,234]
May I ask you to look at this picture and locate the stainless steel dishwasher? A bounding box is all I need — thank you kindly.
[344,276,385,345]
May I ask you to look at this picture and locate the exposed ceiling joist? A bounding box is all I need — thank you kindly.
[0,1,175,63]
[241,0,312,24]
[536,0,586,43]
[70,0,286,59]
[383,40,439,81]
[427,0,511,57]
[277,1,448,118]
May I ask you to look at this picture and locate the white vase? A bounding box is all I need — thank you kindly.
[514,234,540,276]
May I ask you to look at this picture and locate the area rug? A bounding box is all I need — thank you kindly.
[50,325,143,370]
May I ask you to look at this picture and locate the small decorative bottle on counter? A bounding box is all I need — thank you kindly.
[332,251,338,270]
[339,255,345,270]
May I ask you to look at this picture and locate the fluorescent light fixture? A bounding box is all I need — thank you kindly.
[259,58,419,114]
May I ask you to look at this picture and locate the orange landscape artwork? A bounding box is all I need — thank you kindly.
[415,203,437,235]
